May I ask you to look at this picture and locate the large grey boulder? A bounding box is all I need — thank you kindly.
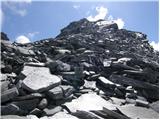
[20,65,61,92]
[47,60,71,73]
[46,85,74,100]
[15,47,35,56]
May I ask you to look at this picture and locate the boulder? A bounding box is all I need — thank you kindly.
[46,85,74,100]
[117,104,159,119]
[47,111,78,119]
[135,99,149,108]
[114,87,125,98]
[55,49,71,54]
[1,87,19,103]
[96,76,116,95]
[1,81,10,93]
[97,76,116,89]
[47,60,71,73]
[24,62,46,67]
[29,108,43,117]
[1,32,10,40]
[149,101,159,113]
[83,80,96,90]
[16,47,35,56]
[125,93,137,99]
[1,104,25,115]
[1,40,14,52]
[20,66,61,92]
[81,62,93,69]
[125,98,136,104]
[37,98,48,110]
[1,73,8,81]
[12,99,40,112]
[2,99,38,116]
[109,97,125,105]
[13,93,45,101]
[64,93,116,113]
[109,74,158,92]
[26,115,39,119]
[0,115,27,119]
[60,72,76,81]
[42,105,62,116]
[98,76,115,85]
[103,59,112,67]
[71,110,102,119]
[102,107,129,119]
[60,70,84,87]
[1,65,12,73]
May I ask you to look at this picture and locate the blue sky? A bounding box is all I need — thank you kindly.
[1,0,159,46]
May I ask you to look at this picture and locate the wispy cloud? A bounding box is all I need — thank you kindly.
[2,0,31,17]
[150,41,160,51]
[87,6,125,29]
[16,35,31,44]
[113,18,124,29]
[87,6,108,21]
[27,32,39,39]
[73,5,80,9]
[15,31,39,44]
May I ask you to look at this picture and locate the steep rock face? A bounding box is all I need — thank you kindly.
[1,32,10,41]
[0,18,159,118]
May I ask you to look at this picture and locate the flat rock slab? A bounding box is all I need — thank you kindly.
[1,81,10,93]
[149,101,159,113]
[29,108,43,117]
[1,87,19,103]
[43,106,62,116]
[83,80,96,90]
[13,93,45,101]
[21,66,61,92]
[47,60,71,73]
[12,98,40,112]
[24,62,46,67]
[65,93,116,112]
[72,110,102,119]
[109,74,158,91]
[47,85,74,100]
[48,112,78,119]
[109,97,125,105]
[98,76,114,85]
[1,104,23,115]
[1,115,28,119]
[117,104,159,119]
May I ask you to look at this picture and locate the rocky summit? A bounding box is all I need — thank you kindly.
[1,18,159,119]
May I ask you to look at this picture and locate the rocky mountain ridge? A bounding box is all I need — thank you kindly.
[1,18,159,119]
